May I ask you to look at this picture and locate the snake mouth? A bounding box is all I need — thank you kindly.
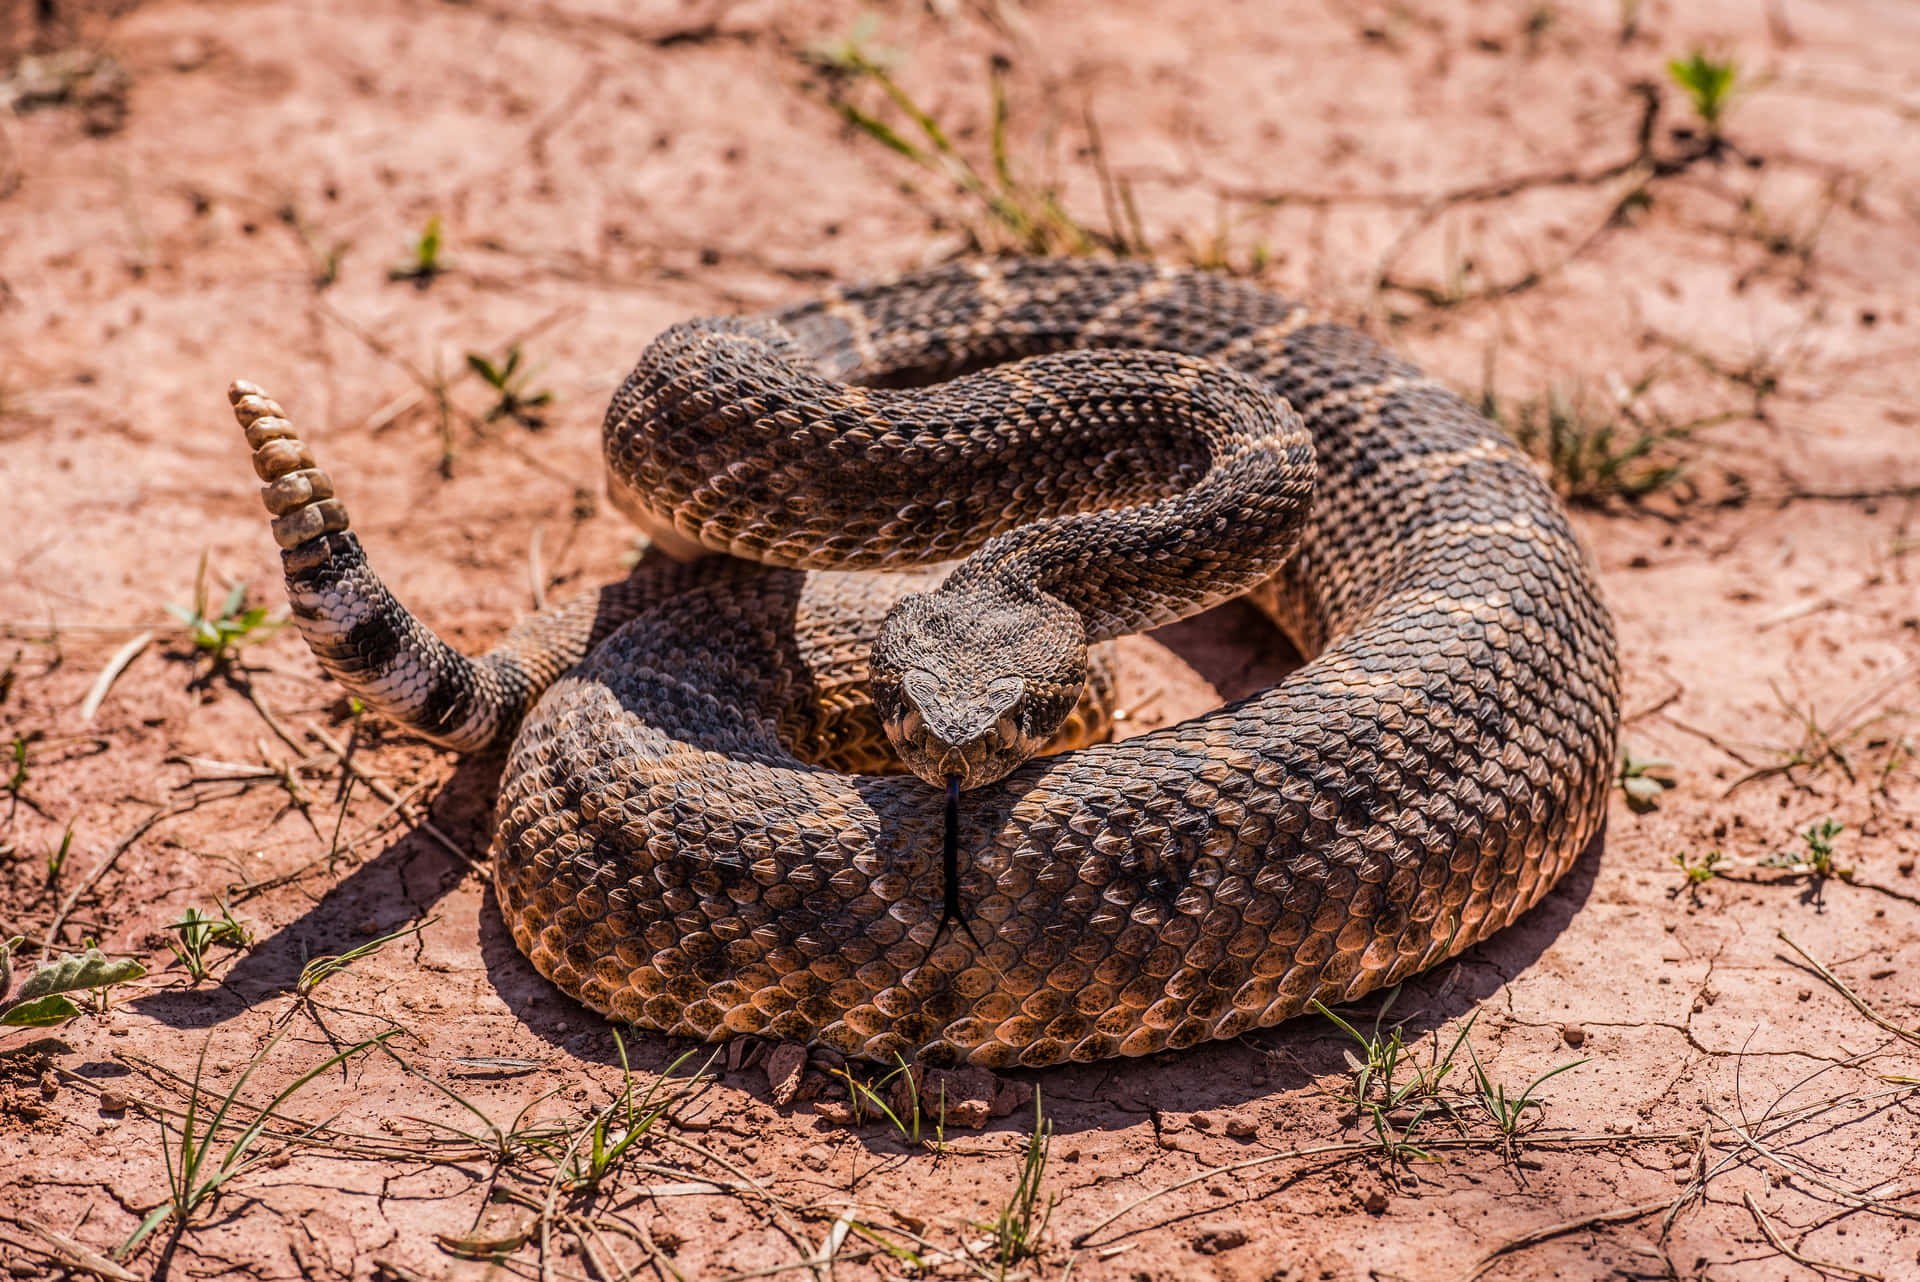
[938,746,972,787]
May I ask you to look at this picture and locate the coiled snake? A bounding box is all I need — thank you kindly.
[230,258,1618,1070]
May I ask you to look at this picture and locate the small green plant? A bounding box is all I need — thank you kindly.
[1619,747,1678,813]
[1315,986,1415,1109]
[1314,987,1473,1163]
[164,901,254,984]
[555,1038,686,1192]
[986,1092,1054,1269]
[388,214,445,285]
[44,821,74,886]
[1666,50,1738,135]
[2,945,146,1034]
[1761,818,1852,881]
[1487,383,1687,505]
[119,1029,393,1278]
[1671,849,1725,894]
[166,552,282,671]
[465,346,553,428]
[4,732,32,801]
[833,1055,952,1150]
[1466,1044,1585,1157]
[806,28,1125,256]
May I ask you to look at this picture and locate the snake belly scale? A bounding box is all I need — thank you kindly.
[229,257,1619,1070]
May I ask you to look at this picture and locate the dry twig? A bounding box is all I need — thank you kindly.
[1742,1190,1884,1282]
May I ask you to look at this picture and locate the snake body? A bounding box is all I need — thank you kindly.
[231,258,1619,1070]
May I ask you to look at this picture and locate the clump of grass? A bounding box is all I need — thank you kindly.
[554,1037,686,1193]
[986,1092,1054,1269]
[465,346,553,428]
[119,1029,393,1280]
[802,24,1133,257]
[166,552,282,673]
[1313,986,1469,1163]
[1314,980,1585,1167]
[388,214,446,286]
[1667,50,1738,136]
[1466,1043,1586,1159]
[1484,381,1689,505]
[163,900,253,985]
[833,1054,932,1145]
[1619,746,1678,813]
[2,945,146,1034]
[1761,818,1852,881]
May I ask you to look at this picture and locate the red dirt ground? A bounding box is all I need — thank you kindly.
[3,1,1918,1279]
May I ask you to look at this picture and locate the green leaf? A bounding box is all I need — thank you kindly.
[465,352,502,385]
[1622,775,1667,811]
[1,993,82,1027]
[1,934,19,1003]
[119,1202,176,1260]
[15,948,146,1001]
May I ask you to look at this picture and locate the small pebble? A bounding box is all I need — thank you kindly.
[1191,1222,1250,1254]
[1560,1024,1587,1048]
[98,1089,128,1113]
[169,36,212,72]
[1224,1112,1258,1139]
[1189,1111,1213,1131]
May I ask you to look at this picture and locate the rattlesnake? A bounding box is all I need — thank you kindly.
[230,257,1618,1070]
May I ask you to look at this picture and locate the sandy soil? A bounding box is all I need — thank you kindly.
[3,1,1919,1279]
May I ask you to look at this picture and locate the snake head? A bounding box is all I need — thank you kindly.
[870,584,1088,790]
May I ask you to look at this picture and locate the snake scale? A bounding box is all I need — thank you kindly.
[230,257,1618,1070]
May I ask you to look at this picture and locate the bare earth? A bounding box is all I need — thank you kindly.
[3,1,1919,1279]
